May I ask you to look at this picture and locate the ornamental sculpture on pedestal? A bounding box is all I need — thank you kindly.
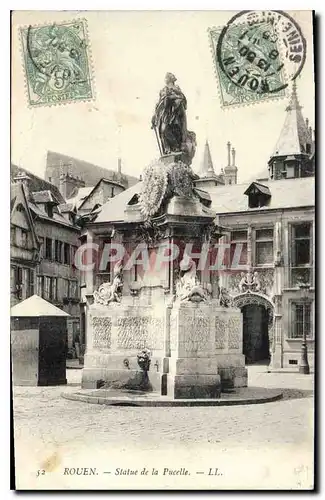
[93,260,123,305]
[175,256,207,302]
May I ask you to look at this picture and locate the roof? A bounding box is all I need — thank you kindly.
[32,190,58,204]
[244,182,271,197]
[11,295,70,317]
[66,186,94,210]
[28,201,77,228]
[11,164,64,203]
[78,177,125,210]
[95,182,142,223]
[10,183,39,249]
[59,202,76,213]
[46,151,139,189]
[271,82,313,158]
[207,177,315,214]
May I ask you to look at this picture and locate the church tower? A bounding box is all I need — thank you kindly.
[223,141,238,185]
[268,81,315,180]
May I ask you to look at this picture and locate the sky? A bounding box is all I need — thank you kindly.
[11,10,315,184]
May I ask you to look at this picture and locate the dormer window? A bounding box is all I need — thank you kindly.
[244,182,271,209]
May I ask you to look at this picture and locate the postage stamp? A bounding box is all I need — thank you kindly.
[20,20,94,107]
[209,10,306,107]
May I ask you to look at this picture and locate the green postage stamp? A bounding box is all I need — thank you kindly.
[209,11,306,108]
[20,20,93,107]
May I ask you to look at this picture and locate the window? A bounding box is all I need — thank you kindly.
[13,267,23,300]
[44,276,51,299]
[230,230,247,266]
[291,223,312,286]
[21,229,28,248]
[291,302,312,338]
[69,280,78,299]
[10,227,16,245]
[255,228,274,265]
[45,238,52,260]
[293,224,311,266]
[63,243,70,265]
[71,245,78,268]
[62,278,69,298]
[37,275,44,297]
[26,269,34,297]
[50,277,58,301]
[38,237,44,259]
[111,187,115,197]
[54,240,63,262]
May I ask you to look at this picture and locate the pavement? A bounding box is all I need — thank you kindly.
[12,365,314,490]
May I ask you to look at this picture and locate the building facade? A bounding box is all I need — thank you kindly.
[10,169,81,354]
[198,83,315,369]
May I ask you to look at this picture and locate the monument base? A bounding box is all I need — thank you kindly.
[81,298,247,399]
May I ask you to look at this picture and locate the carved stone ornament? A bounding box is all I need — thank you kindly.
[238,270,261,293]
[219,287,233,308]
[136,219,171,245]
[93,260,123,305]
[175,256,208,302]
[139,159,168,219]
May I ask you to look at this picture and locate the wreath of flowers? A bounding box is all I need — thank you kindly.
[139,159,168,218]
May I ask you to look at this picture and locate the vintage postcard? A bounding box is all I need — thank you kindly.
[11,10,315,490]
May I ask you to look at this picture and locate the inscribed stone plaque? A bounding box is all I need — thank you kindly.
[92,317,112,349]
[227,316,241,349]
[117,317,164,349]
[215,317,227,349]
[181,315,210,351]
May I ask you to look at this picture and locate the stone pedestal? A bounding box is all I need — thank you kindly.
[166,301,247,398]
[82,292,247,398]
[82,288,169,391]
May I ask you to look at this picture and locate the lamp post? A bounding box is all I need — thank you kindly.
[298,283,310,375]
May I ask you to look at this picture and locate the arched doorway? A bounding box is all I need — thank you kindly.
[232,292,274,365]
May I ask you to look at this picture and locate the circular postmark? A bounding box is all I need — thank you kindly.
[216,10,306,95]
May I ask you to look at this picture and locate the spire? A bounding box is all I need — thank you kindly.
[286,80,302,112]
[271,81,311,158]
[200,140,216,178]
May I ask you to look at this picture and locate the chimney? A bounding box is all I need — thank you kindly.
[14,171,31,200]
[118,158,122,175]
[231,147,236,167]
[227,141,231,166]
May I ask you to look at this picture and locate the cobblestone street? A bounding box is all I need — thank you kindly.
[13,365,314,490]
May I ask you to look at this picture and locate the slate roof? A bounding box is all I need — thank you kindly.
[94,176,314,224]
[11,164,64,203]
[28,202,77,228]
[272,82,313,158]
[32,190,57,204]
[66,186,94,209]
[11,294,70,317]
[46,151,139,189]
[207,177,315,214]
[95,182,142,223]
[78,178,126,210]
